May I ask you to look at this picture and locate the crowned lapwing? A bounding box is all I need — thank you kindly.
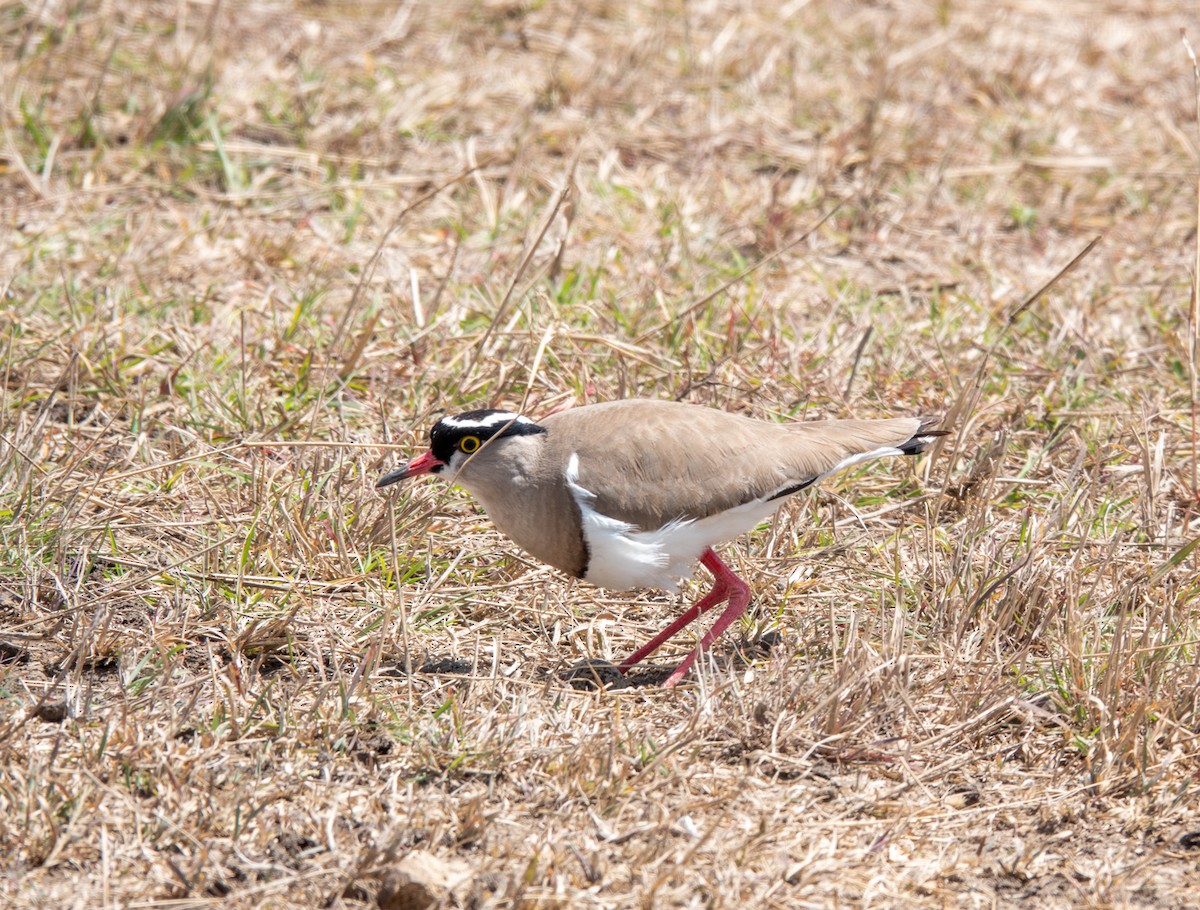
[378,399,942,687]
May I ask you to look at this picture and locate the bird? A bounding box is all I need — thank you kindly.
[377,399,943,688]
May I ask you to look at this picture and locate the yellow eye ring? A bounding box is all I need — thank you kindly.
[459,435,481,454]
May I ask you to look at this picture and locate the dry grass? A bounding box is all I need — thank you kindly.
[3,0,1200,907]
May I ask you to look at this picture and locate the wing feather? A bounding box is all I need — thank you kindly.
[540,401,933,531]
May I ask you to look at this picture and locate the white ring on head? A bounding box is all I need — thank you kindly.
[440,412,534,430]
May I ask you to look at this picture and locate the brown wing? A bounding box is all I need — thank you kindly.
[540,400,932,532]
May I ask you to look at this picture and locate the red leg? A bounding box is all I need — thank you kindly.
[662,564,750,688]
[618,549,752,686]
[618,579,728,672]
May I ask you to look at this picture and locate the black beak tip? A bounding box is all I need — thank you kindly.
[376,470,406,489]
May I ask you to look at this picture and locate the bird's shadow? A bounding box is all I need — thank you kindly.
[379,654,668,688]
[560,659,674,691]
[561,630,785,691]
[378,655,475,677]
[380,631,784,690]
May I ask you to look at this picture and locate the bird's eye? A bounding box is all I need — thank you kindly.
[459,435,481,454]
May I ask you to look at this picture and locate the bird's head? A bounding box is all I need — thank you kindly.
[376,409,547,488]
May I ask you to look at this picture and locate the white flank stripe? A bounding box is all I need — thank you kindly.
[563,444,909,592]
[565,454,786,592]
[813,446,905,483]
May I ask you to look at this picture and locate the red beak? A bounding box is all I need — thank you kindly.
[376,449,445,488]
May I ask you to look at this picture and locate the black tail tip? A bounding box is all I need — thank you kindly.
[900,418,949,455]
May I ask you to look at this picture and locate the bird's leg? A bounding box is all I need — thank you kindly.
[617,549,744,676]
[618,579,729,672]
[662,551,752,688]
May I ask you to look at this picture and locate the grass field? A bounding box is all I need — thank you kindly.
[3,1,1200,907]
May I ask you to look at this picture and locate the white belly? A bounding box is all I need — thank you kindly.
[564,454,785,592]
